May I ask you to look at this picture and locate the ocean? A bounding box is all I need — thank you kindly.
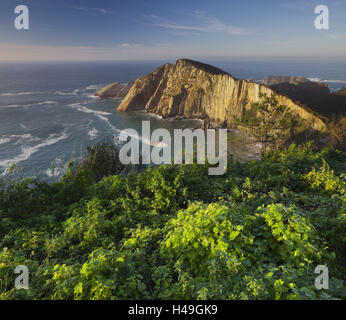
[0,60,345,179]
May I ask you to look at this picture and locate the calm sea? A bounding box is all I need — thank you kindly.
[0,60,345,179]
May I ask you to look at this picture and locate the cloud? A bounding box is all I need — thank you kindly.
[152,11,250,36]
[65,5,116,15]
[119,43,144,48]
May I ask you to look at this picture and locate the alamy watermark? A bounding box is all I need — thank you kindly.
[314,265,329,290]
[118,121,228,176]
[314,5,329,30]
[14,5,29,30]
[0,265,29,293]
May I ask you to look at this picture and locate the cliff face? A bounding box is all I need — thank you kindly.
[96,81,134,98]
[117,59,327,132]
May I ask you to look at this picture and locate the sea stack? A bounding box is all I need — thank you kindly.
[95,81,134,98]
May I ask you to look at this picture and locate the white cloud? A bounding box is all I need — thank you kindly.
[119,43,144,48]
[66,5,116,15]
[153,11,250,36]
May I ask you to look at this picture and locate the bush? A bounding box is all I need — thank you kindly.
[0,142,345,300]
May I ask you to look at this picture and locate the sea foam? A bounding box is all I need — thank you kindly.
[0,131,68,176]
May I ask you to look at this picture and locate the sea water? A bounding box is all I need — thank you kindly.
[0,60,345,179]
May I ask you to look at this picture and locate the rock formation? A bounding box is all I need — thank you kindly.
[96,81,134,98]
[264,76,330,108]
[117,59,327,132]
[263,76,311,86]
[334,88,346,96]
[263,77,345,116]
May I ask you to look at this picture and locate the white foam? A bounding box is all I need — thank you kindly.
[325,80,346,83]
[13,134,41,145]
[0,133,41,145]
[308,77,346,84]
[55,89,80,96]
[0,91,46,97]
[55,91,73,96]
[55,157,64,165]
[88,127,99,140]
[69,103,112,116]
[69,103,166,148]
[85,94,99,99]
[1,101,57,109]
[307,77,322,82]
[45,159,68,178]
[0,130,68,176]
[0,138,11,145]
[86,84,103,90]
[145,112,163,119]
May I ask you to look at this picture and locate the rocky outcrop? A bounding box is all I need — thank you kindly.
[264,76,330,107]
[263,76,311,86]
[334,88,346,96]
[117,59,327,132]
[96,82,134,98]
[263,77,345,116]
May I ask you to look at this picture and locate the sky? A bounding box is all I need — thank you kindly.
[0,0,345,61]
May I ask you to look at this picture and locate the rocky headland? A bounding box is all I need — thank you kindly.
[112,59,327,133]
[263,76,345,116]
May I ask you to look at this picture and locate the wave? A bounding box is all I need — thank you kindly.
[55,91,73,96]
[308,77,346,84]
[1,101,58,109]
[69,103,112,116]
[85,84,104,91]
[88,127,99,140]
[0,130,69,175]
[144,111,163,120]
[0,91,46,97]
[45,157,68,178]
[0,138,12,145]
[0,133,40,145]
[13,134,41,145]
[55,89,80,96]
[69,103,166,148]
[85,93,99,99]
[45,165,67,178]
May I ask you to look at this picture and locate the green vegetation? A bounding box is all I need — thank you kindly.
[0,142,345,300]
[328,115,346,151]
[235,94,302,154]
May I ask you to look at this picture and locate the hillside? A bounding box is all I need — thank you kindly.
[0,143,345,300]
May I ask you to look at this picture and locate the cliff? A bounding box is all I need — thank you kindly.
[96,81,134,98]
[117,59,327,132]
